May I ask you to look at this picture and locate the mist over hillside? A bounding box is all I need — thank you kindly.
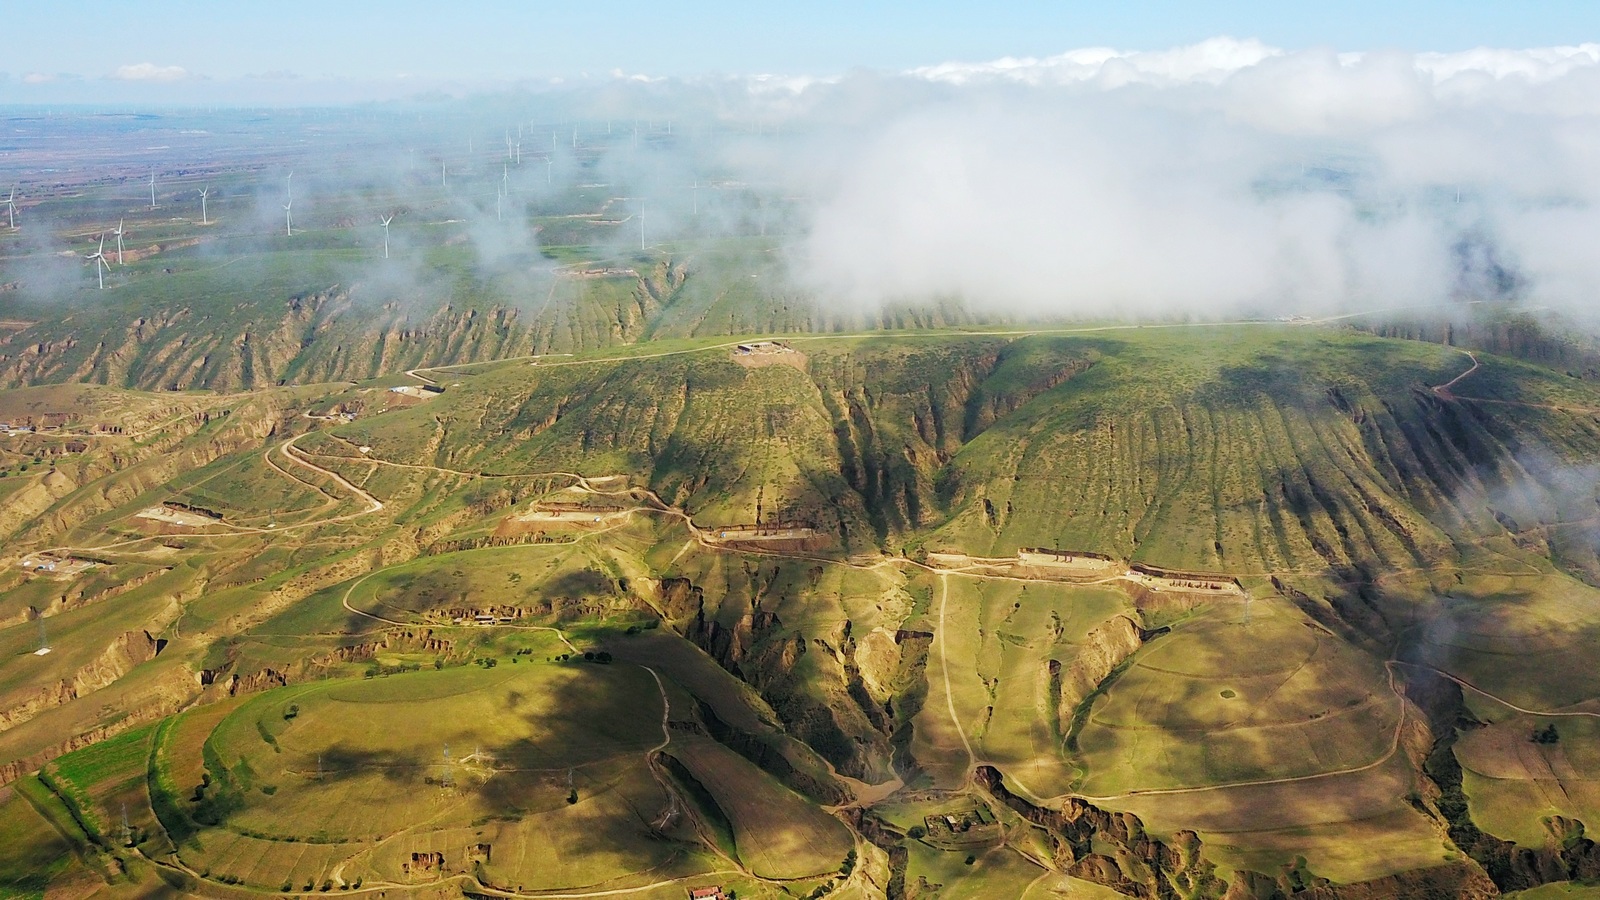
[7,39,1600,332]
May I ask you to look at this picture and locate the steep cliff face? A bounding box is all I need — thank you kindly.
[0,663,195,788]
[1055,614,1143,732]
[0,630,164,734]
[0,470,76,542]
[976,765,1226,899]
[1399,668,1600,895]
[656,574,904,782]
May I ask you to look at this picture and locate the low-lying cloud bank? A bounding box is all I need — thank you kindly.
[786,39,1600,319]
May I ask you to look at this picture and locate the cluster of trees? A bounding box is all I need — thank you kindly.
[553,651,613,664]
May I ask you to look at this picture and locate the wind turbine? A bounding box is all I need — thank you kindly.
[113,219,125,264]
[5,187,16,229]
[441,160,447,189]
[496,186,503,222]
[198,186,210,225]
[148,171,157,208]
[284,199,293,236]
[379,214,393,259]
[545,157,552,187]
[85,234,110,289]
[638,201,646,250]
[514,140,521,165]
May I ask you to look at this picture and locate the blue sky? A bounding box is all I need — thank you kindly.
[4,1,1599,101]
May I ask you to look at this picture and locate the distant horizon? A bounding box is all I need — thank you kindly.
[4,38,1600,110]
[3,0,1599,105]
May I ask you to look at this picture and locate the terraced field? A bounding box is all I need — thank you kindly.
[6,318,1600,897]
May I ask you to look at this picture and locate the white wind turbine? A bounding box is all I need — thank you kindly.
[284,199,293,236]
[198,186,210,225]
[379,214,393,258]
[545,157,552,187]
[85,235,110,289]
[113,219,125,264]
[5,187,16,229]
[148,171,157,208]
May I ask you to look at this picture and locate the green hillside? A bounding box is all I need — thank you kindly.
[3,320,1600,898]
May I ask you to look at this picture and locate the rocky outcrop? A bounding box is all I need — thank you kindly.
[975,766,1224,898]
[225,668,288,696]
[659,574,897,782]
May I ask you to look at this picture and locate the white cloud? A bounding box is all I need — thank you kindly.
[1417,44,1600,84]
[1220,49,1431,134]
[787,41,1600,320]
[901,39,1600,96]
[907,37,1282,88]
[112,63,189,82]
[22,72,58,84]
